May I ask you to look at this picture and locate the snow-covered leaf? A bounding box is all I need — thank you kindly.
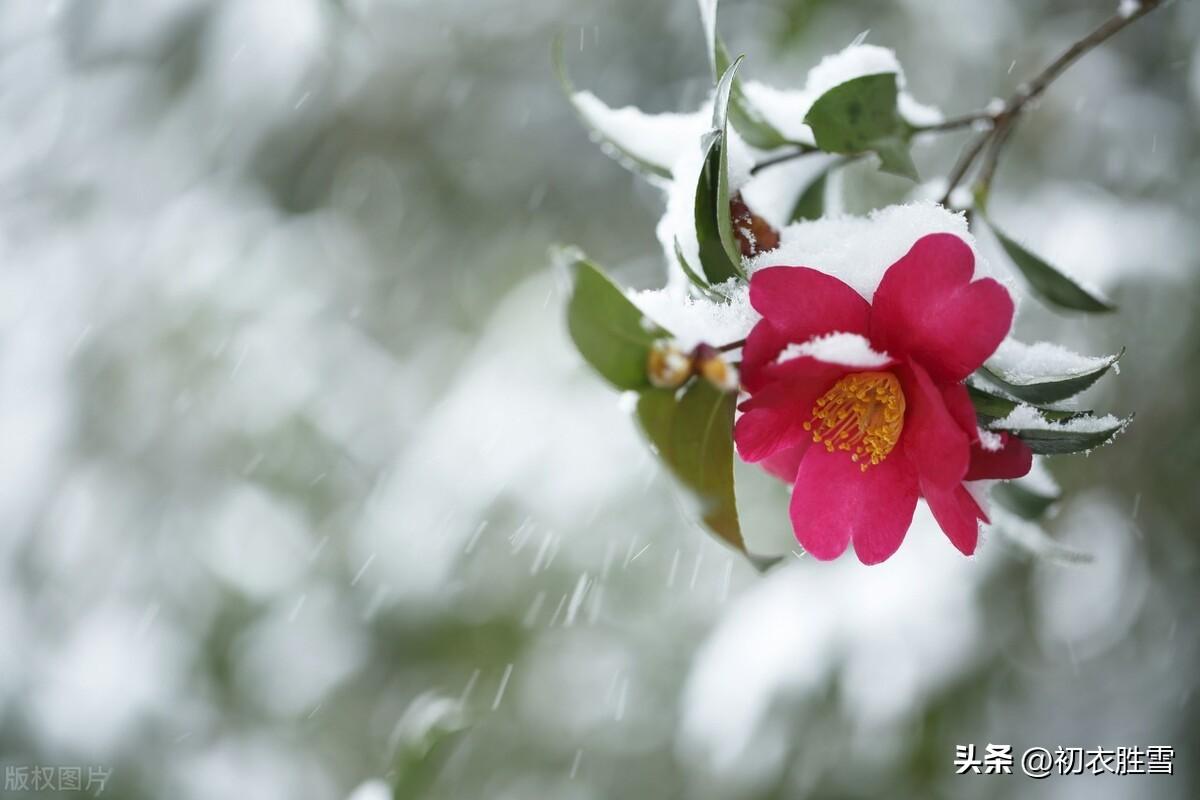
[552,37,673,180]
[694,58,746,284]
[638,379,771,568]
[966,383,1083,424]
[987,221,1116,313]
[988,405,1131,456]
[674,238,729,301]
[566,256,666,390]
[980,340,1122,404]
[803,73,918,180]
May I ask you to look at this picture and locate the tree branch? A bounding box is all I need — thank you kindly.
[940,0,1167,206]
[749,146,819,175]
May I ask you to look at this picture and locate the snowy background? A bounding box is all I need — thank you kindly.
[0,0,1197,798]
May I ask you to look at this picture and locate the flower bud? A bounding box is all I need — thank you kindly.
[646,341,693,389]
[730,191,780,257]
[693,344,740,392]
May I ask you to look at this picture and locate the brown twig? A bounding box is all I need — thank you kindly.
[940,0,1166,206]
[911,111,994,134]
[716,338,745,352]
[749,146,820,175]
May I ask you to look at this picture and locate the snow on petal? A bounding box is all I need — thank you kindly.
[776,332,892,369]
[977,429,1004,452]
[748,202,1009,302]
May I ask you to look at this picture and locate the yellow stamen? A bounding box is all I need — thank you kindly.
[802,371,905,471]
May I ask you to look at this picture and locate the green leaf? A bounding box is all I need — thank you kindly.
[871,137,919,181]
[674,238,730,301]
[789,163,831,222]
[992,480,1059,521]
[803,73,918,180]
[990,412,1132,456]
[700,1,792,149]
[693,58,746,284]
[987,222,1116,313]
[966,383,1084,424]
[714,38,792,150]
[566,257,665,390]
[979,348,1122,405]
[552,36,672,180]
[969,382,1128,454]
[637,380,757,563]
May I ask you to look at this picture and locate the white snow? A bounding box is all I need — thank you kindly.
[346,780,392,800]
[627,281,756,351]
[898,93,944,127]
[977,429,1003,452]
[776,332,891,368]
[747,201,1010,302]
[1117,0,1141,20]
[739,82,817,146]
[990,405,1125,435]
[741,153,840,230]
[806,44,898,102]
[987,339,1115,382]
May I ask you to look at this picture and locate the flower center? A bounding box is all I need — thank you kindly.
[803,371,905,471]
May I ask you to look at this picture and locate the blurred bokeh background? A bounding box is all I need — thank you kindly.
[0,0,1197,798]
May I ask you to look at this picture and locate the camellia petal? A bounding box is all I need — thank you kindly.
[740,320,790,393]
[897,361,970,490]
[923,481,987,556]
[788,444,919,564]
[760,443,809,482]
[749,266,871,345]
[941,382,979,442]
[965,433,1033,480]
[734,362,842,462]
[869,233,1014,382]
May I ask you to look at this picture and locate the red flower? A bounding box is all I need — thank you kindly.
[734,233,1032,564]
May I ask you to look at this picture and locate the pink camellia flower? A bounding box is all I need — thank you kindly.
[734,233,1032,564]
